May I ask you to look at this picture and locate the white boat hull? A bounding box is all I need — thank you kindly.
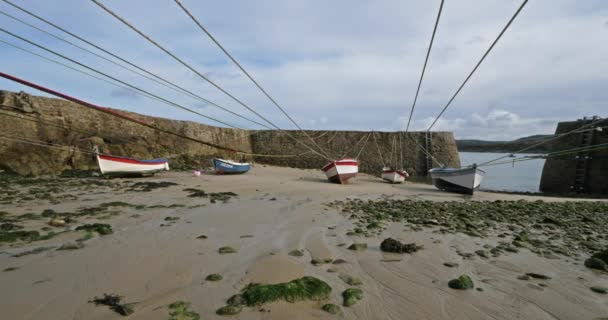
[97,154,169,176]
[322,159,358,184]
[429,167,485,195]
[381,168,408,184]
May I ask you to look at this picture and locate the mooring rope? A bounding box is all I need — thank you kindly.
[372,132,386,168]
[91,0,332,161]
[0,1,272,130]
[172,0,333,160]
[478,117,607,166]
[404,0,444,132]
[0,28,244,130]
[426,0,529,132]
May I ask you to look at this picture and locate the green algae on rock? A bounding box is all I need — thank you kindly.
[339,274,362,286]
[448,275,474,290]
[168,301,200,320]
[216,305,242,315]
[584,248,608,271]
[322,303,342,314]
[75,223,113,235]
[330,199,608,260]
[206,273,223,281]
[342,288,363,306]
[380,237,422,253]
[218,246,238,254]
[229,276,331,307]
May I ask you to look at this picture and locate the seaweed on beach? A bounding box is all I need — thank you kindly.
[0,175,121,204]
[168,301,200,320]
[330,199,608,259]
[206,273,223,281]
[342,288,363,306]
[75,223,113,235]
[128,181,178,192]
[89,293,135,316]
[222,276,331,310]
[12,246,55,257]
[0,230,40,243]
[183,188,237,203]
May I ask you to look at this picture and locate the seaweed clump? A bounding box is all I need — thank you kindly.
[206,273,223,281]
[218,246,237,254]
[380,238,423,254]
[216,305,242,315]
[168,301,200,320]
[585,248,608,272]
[0,230,43,243]
[128,181,178,192]
[183,188,237,203]
[342,288,363,306]
[89,293,135,316]
[329,199,608,259]
[217,276,331,314]
[322,303,342,314]
[75,223,113,235]
[338,274,362,286]
[448,275,474,290]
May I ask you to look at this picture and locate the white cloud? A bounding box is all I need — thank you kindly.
[406,109,560,140]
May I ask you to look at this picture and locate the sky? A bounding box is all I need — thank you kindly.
[0,0,606,140]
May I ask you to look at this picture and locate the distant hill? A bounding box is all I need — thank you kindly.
[456,135,555,153]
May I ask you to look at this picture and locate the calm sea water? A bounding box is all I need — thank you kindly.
[459,152,546,192]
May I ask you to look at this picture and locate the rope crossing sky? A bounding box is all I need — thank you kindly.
[0,0,271,130]
[172,0,332,160]
[426,0,529,132]
[90,0,331,161]
[0,39,168,106]
[0,28,245,130]
[405,0,444,132]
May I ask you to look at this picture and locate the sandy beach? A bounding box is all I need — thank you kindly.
[1,165,607,320]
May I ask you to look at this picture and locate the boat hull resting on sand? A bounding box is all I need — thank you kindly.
[322,158,359,184]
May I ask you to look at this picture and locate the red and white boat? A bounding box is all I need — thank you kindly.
[96,152,169,177]
[381,167,409,184]
[322,158,358,184]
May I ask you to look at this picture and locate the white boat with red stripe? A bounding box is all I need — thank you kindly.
[322,158,358,184]
[95,147,169,177]
[381,167,409,184]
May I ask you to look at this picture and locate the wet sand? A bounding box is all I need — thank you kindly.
[1,165,607,319]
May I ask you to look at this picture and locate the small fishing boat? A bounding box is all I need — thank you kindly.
[322,158,358,184]
[96,153,169,177]
[381,167,409,184]
[213,158,251,174]
[428,165,485,195]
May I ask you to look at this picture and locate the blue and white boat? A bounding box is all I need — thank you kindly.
[429,165,485,195]
[213,158,251,174]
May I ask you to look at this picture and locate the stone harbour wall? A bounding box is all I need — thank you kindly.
[540,118,608,195]
[0,90,461,177]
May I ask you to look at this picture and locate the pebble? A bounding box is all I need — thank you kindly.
[49,219,66,227]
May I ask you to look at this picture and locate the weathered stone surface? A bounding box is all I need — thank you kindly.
[0,90,460,176]
[251,130,460,176]
[540,118,608,195]
[0,90,251,176]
